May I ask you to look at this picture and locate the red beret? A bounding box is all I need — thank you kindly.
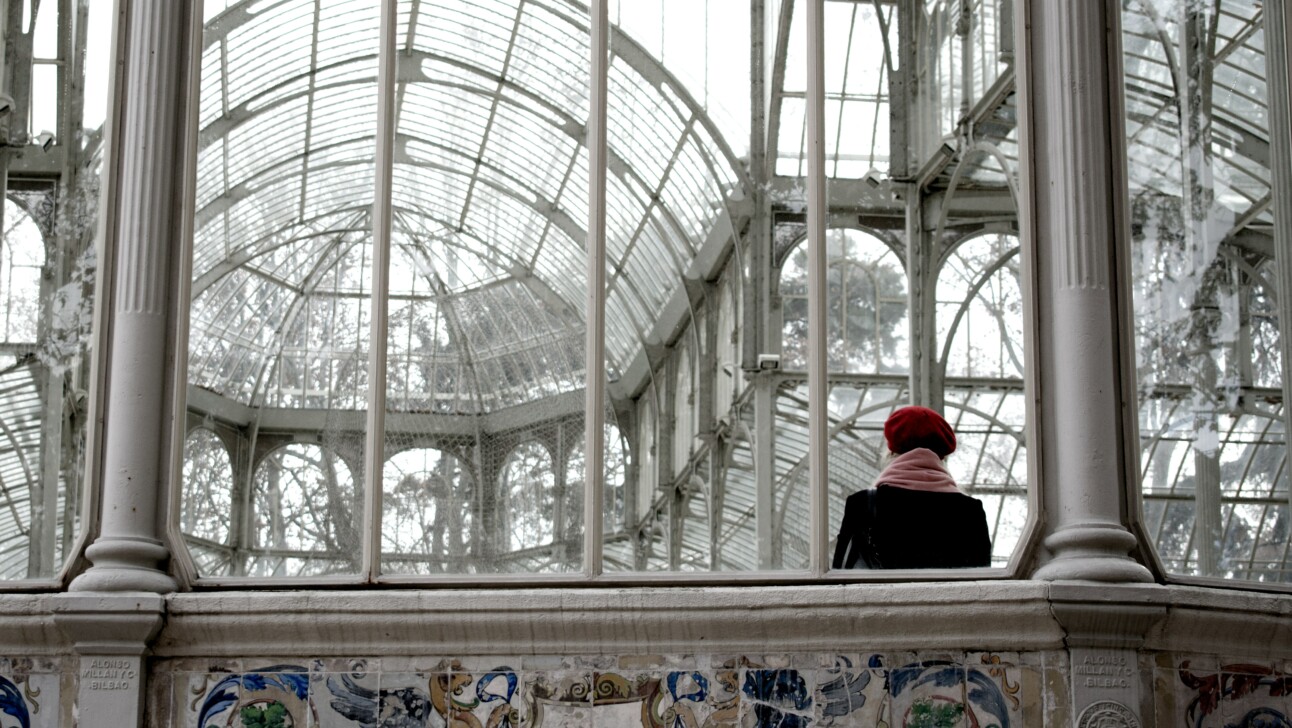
[883,406,956,457]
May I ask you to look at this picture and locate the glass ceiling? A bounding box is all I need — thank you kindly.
[190,0,748,413]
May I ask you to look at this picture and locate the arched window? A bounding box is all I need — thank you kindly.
[565,423,628,541]
[180,428,235,574]
[780,228,909,374]
[937,232,1024,379]
[250,443,359,577]
[381,447,474,574]
[500,441,556,553]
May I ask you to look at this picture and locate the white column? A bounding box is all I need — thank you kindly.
[1022,0,1152,582]
[362,0,398,582]
[805,0,828,576]
[68,0,187,594]
[584,0,608,577]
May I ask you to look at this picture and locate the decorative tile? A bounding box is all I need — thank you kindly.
[449,666,523,728]
[374,672,438,727]
[966,654,1020,728]
[705,663,742,727]
[591,671,666,727]
[1176,659,1224,728]
[188,672,242,728]
[814,654,885,727]
[525,670,591,728]
[887,660,967,728]
[656,670,717,728]
[313,669,379,728]
[1218,665,1292,728]
[237,667,313,727]
[741,667,814,727]
[0,671,58,728]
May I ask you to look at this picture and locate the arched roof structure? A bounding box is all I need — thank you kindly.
[189,0,750,415]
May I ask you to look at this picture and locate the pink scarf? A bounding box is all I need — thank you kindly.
[872,447,965,494]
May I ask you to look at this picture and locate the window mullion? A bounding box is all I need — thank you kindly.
[363,0,399,583]
[1264,0,1292,525]
[584,0,608,579]
[806,0,828,577]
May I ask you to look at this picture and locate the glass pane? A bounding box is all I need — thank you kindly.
[0,0,108,580]
[822,0,1026,571]
[182,0,379,578]
[1124,1,1291,582]
[379,0,589,575]
[598,0,753,574]
[781,229,910,374]
[181,428,235,575]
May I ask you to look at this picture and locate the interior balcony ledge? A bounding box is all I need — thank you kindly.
[4,582,1290,660]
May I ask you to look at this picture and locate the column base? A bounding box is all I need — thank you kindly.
[1033,522,1154,582]
[70,536,178,594]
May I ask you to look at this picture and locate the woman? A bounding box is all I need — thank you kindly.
[832,406,992,569]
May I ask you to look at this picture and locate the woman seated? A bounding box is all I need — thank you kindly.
[832,405,992,569]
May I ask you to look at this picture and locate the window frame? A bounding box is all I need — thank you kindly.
[162,0,1045,590]
[1116,0,1292,593]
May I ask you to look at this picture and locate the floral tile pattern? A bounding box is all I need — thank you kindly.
[0,669,58,728]
[448,664,523,727]
[142,650,1292,728]
[1176,659,1292,728]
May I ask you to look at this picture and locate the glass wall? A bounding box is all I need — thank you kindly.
[178,0,1029,581]
[0,0,110,580]
[1123,1,1291,583]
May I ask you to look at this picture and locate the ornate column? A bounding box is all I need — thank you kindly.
[1021,0,1153,584]
[55,1,191,723]
[70,0,185,594]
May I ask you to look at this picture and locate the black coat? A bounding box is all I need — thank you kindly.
[831,485,992,569]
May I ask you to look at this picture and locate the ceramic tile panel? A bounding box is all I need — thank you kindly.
[0,669,60,728]
[705,661,742,727]
[450,665,524,727]
[312,667,379,728]
[144,648,1292,728]
[1218,663,1292,728]
[1176,658,1224,728]
[186,671,241,728]
[590,671,664,727]
[238,667,313,727]
[814,654,885,727]
[967,652,1022,728]
[888,659,968,728]
[525,670,591,727]
[740,667,814,727]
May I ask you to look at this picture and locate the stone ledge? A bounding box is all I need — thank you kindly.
[0,594,67,654]
[3,581,1290,660]
[158,581,1060,657]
